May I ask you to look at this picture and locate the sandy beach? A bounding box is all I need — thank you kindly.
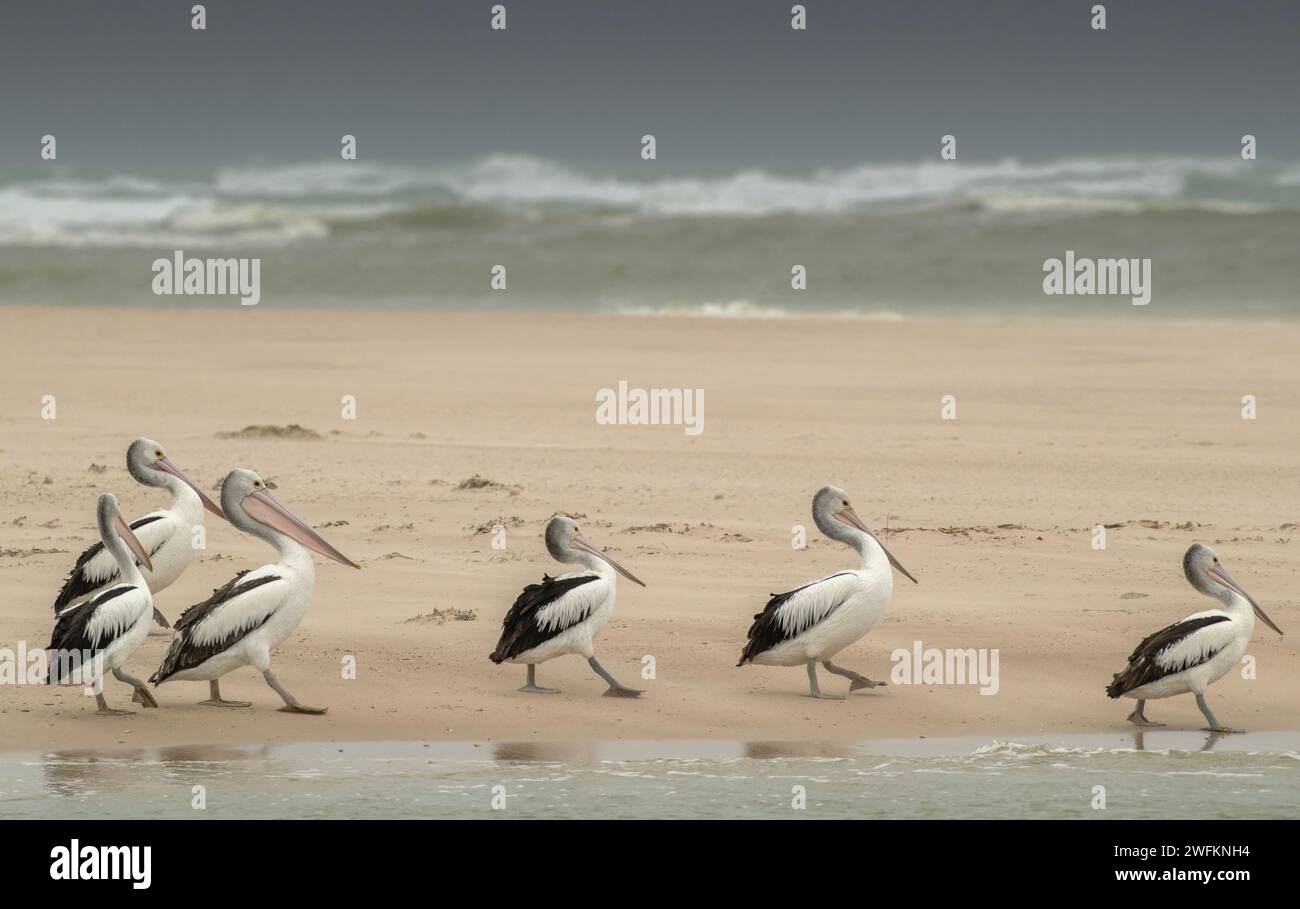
[1,305,1297,752]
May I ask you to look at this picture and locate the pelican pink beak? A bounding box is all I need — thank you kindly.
[115,514,154,573]
[834,506,918,584]
[153,457,226,520]
[1208,563,1282,635]
[242,488,361,569]
[572,533,646,587]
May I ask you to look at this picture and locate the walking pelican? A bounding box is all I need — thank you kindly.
[490,515,647,697]
[53,437,226,629]
[45,493,161,714]
[1107,543,1283,733]
[149,469,360,713]
[738,486,918,698]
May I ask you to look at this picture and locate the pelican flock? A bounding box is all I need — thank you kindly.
[490,514,647,696]
[738,486,918,698]
[45,494,160,714]
[149,469,361,713]
[53,437,226,629]
[1107,544,1283,733]
[31,439,1290,734]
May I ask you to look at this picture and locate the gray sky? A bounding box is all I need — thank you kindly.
[2,0,1297,174]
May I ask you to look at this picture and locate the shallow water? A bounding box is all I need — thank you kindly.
[2,732,1297,820]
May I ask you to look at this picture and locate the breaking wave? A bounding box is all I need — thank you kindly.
[4,153,1300,248]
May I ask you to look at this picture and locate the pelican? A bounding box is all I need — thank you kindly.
[148,469,360,713]
[1107,543,1283,733]
[738,486,918,698]
[489,515,647,697]
[53,437,226,629]
[45,493,161,714]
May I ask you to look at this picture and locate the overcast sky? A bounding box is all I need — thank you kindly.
[2,0,1297,174]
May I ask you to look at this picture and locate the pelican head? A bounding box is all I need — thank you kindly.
[220,468,361,569]
[1184,543,1281,634]
[544,514,645,587]
[812,485,917,583]
[126,437,225,519]
[96,492,153,573]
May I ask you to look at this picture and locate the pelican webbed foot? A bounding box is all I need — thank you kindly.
[93,692,132,716]
[602,685,643,698]
[264,670,327,715]
[1194,693,1239,735]
[806,661,846,699]
[1125,700,1164,727]
[823,660,885,691]
[115,668,158,708]
[130,687,159,708]
[279,703,328,715]
[520,664,562,694]
[588,656,643,698]
[199,680,251,708]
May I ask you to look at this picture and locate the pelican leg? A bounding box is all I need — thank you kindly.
[263,670,327,715]
[94,691,132,716]
[1195,693,1242,734]
[588,656,643,698]
[199,679,252,708]
[519,664,561,694]
[822,660,886,692]
[806,661,845,699]
[1125,699,1164,727]
[114,667,158,708]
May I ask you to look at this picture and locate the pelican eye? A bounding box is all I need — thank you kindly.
[155,451,164,459]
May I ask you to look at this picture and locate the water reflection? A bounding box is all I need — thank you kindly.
[39,743,276,799]
[1,734,1291,820]
[1130,730,1227,753]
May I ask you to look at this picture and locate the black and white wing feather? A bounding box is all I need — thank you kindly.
[738,571,857,665]
[52,514,169,610]
[1106,612,1233,698]
[489,573,602,663]
[45,585,147,683]
[149,569,283,684]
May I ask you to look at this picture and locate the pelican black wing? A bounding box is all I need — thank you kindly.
[489,574,600,664]
[1105,614,1232,698]
[737,572,853,666]
[44,586,137,683]
[149,570,282,684]
[53,515,166,610]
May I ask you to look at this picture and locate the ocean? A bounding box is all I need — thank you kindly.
[2,154,1298,318]
[3,733,1297,820]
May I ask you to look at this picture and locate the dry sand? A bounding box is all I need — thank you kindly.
[1,305,1297,751]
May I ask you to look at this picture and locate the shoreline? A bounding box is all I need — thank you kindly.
[2,305,1297,753]
[9,729,1300,764]
[6,301,1300,325]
